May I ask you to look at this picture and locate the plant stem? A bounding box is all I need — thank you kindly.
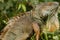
[44,32,48,40]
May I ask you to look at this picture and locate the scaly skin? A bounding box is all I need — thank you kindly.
[0,13,34,40]
[32,2,59,32]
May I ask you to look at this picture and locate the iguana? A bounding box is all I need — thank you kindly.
[32,2,59,32]
[0,2,59,40]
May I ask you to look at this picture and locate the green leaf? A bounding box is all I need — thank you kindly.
[18,4,22,10]
[21,4,26,12]
[25,0,28,2]
[53,36,59,40]
[2,20,7,24]
[13,0,17,2]
[0,0,4,3]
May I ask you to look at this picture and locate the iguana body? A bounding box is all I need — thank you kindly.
[0,13,34,40]
[0,2,59,40]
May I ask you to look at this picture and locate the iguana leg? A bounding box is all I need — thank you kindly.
[32,22,40,40]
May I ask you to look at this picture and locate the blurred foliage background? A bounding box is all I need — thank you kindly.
[0,0,60,40]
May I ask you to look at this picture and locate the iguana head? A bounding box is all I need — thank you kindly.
[40,2,59,16]
[32,2,59,18]
[32,2,59,24]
